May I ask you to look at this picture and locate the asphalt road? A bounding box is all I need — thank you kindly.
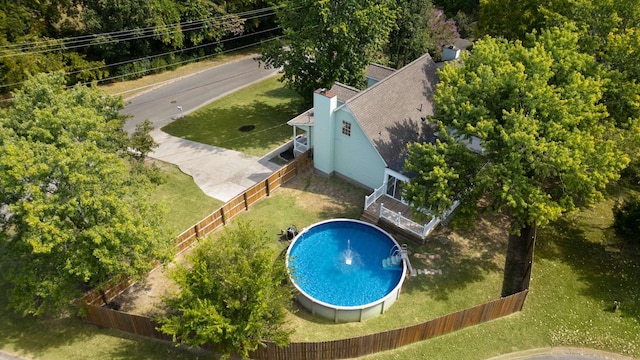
[122,56,280,134]
[119,55,283,201]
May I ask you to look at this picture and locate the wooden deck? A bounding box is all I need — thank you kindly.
[361,196,433,243]
[364,196,414,220]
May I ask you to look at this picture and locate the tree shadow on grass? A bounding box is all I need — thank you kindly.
[536,217,640,320]
[281,170,369,220]
[400,212,509,301]
[0,305,91,358]
[103,334,214,360]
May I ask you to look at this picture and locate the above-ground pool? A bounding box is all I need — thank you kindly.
[286,219,406,322]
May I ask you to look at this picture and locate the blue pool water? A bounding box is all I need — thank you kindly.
[287,220,403,307]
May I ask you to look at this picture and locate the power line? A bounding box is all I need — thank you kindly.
[0,10,278,58]
[0,34,283,103]
[83,35,283,89]
[0,27,282,90]
[0,6,282,52]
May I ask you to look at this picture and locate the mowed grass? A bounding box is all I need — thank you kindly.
[148,160,224,236]
[161,75,307,157]
[361,190,640,360]
[1,169,639,359]
[191,172,508,342]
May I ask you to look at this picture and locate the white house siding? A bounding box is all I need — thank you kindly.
[332,109,386,190]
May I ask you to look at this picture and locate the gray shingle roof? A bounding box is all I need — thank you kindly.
[346,53,438,173]
[365,63,396,82]
[330,83,360,103]
[286,83,360,126]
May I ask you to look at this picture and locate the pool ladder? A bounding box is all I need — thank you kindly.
[383,244,416,276]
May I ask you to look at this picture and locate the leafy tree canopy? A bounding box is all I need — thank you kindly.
[160,222,293,359]
[259,0,397,98]
[404,27,629,295]
[478,0,640,180]
[404,27,628,231]
[387,0,435,68]
[0,72,172,316]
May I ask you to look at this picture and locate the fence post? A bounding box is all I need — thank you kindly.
[265,178,270,196]
[220,207,226,225]
[195,223,201,238]
[243,192,249,210]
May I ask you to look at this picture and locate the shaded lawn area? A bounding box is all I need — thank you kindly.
[161,171,510,342]
[362,189,640,360]
[0,299,204,360]
[161,76,307,157]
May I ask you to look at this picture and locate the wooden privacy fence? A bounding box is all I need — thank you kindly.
[172,150,312,255]
[83,304,172,342]
[82,150,313,306]
[249,291,528,359]
[79,146,535,359]
[82,290,528,359]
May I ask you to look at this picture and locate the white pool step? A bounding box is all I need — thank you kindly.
[382,255,402,268]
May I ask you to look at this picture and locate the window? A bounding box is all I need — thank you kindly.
[341,121,351,136]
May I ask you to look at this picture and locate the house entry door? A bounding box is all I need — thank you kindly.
[385,175,404,201]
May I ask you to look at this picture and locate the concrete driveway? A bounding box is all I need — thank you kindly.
[121,56,285,201]
[149,130,281,202]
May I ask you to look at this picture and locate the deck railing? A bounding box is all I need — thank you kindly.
[379,200,460,239]
[380,203,436,238]
[364,182,386,210]
[293,135,309,155]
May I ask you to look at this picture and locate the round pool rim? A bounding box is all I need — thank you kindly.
[286,219,407,321]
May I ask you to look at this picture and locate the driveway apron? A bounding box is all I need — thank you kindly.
[121,57,283,201]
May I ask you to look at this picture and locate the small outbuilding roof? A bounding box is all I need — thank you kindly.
[365,63,396,82]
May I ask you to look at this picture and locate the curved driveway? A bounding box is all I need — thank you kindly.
[121,56,283,201]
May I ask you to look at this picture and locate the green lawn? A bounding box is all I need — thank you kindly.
[161,76,307,157]
[361,191,640,360]
[149,160,224,236]
[1,172,639,359]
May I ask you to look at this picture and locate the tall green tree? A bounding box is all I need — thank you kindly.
[160,222,293,359]
[403,28,628,296]
[434,0,479,17]
[0,1,106,92]
[259,0,396,97]
[478,0,640,175]
[387,0,434,68]
[81,0,245,67]
[0,72,172,316]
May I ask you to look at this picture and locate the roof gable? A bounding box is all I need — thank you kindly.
[345,54,438,172]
